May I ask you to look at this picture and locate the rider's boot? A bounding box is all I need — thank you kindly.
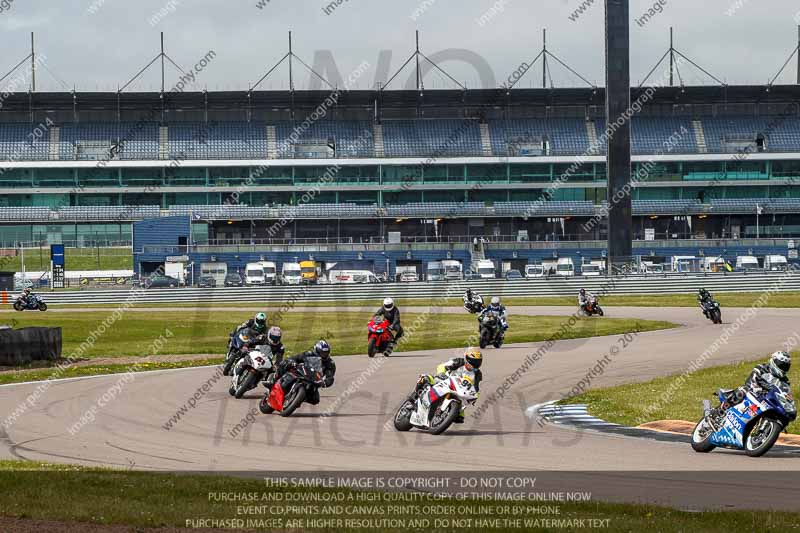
[454,408,466,424]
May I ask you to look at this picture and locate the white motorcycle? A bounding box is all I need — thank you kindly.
[229,345,275,399]
[393,371,479,435]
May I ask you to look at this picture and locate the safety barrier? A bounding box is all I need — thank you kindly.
[31,271,800,305]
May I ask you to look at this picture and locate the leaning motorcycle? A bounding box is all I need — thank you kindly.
[702,300,722,324]
[393,372,479,435]
[229,344,275,399]
[478,311,504,349]
[581,296,604,317]
[13,294,47,312]
[691,380,797,457]
[367,315,393,357]
[223,328,255,376]
[259,356,326,417]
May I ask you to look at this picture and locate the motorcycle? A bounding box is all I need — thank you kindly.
[259,356,326,417]
[228,344,275,399]
[393,371,479,435]
[702,300,722,324]
[223,328,257,376]
[464,296,484,314]
[13,294,47,312]
[581,296,604,317]
[691,380,797,457]
[478,310,504,349]
[367,315,393,357]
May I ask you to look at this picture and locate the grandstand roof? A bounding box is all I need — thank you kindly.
[2,85,800,118]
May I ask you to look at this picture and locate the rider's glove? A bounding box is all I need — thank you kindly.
[323,376,334,388]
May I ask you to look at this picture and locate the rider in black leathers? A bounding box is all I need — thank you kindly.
[698,288,714,317]
[271,340,336,404]
[375,297,403,349]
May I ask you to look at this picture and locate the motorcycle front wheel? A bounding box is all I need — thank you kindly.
[367,337,377,358]
[429,400,461,435]
[222,351,236,376]
[690,417,716,453]
[712,309,722,324]
[393,399,414,431]
[745,416,782,457]
[234,370,259,399]
[13,302,23,311]
[479,330,489,349]
[259,391,275,414]
[38,302,47,311]
[279,384,307,417]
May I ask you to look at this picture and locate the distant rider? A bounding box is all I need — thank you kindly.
[374,298,403,351]
[715,351,791,415]
[16,287,33,306]
[463,288,484,314]
[697,288,714,317]
[271,340,336,404]
[413,348,483,424]
[479,296,508,330]
[578,288,594,312]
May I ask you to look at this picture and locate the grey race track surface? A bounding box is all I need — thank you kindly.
[3,306,800,511]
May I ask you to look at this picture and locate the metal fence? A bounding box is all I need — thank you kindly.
[27,271,800,305]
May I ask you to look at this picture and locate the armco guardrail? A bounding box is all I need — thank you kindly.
[31,272,800,306]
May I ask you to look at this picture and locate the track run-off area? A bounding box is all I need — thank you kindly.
[2,305,800,511]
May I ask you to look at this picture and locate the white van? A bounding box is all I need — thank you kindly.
[474,259,496,279]
[702,257,727,273]
[245,262,266,285]
[555,258,575,277]
[525,264,545,278]
[329,269,380,284]
[764,255,788,271]
[736,255,760,271]
[281,262,302,285]
[259,261,278,285]
[580,263,602,276]
[427,261,445,281]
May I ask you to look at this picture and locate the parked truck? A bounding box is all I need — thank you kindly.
[280,262,302,285]
[473,259,496,279]
[441,259,463,281]
[426,261,445,281]
[764,255,789,271]
[555,257,575,277]
[735,255,760,271]
[300,260,319,284]
[164,262,187,285]
[199,262,227,287]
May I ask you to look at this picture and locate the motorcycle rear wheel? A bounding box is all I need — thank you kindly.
[429,401,461,435]
[690,418,716,453]
[393,400,413,431]
[745,417,782,457]
[279,384,307,417]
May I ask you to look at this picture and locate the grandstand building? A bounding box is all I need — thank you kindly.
[1,85,799,274]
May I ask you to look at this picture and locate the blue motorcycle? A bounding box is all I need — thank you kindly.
[691,381,797,457]
[13,294,48,312]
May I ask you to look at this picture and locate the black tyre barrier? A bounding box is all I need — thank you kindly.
[0,327,62,365]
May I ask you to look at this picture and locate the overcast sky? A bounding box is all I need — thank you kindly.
[2,0,800,92]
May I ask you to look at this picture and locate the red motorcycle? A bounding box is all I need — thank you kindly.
[367,315,393,357]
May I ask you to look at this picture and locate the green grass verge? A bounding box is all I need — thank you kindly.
[559,354,800,434]
[0,461,796,532]
[42,291,800,309]
[1,247,132,271]
[4,310,674,359]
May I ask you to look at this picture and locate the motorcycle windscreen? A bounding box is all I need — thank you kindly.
[268,383,285,411]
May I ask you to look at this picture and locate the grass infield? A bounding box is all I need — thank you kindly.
[0,312,673,384]
[0,461,796,532]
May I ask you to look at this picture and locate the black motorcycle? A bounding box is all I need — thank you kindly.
[478,311,504,349]
[259,356,326,417]
[702,300,722,324]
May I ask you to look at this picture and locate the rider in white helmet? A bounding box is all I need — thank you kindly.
[479,296,508,330]
[717,351,792,414]
[374,297,403,352]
